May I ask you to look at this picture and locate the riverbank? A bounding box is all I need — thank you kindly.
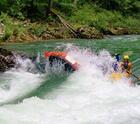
[0,10,140,43]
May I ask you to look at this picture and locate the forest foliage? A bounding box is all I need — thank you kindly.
[0,0,139,19]
[0,0,140,41]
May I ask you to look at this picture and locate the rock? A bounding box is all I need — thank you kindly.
[0,48,16,72]
[20,33,37,42]
[28,33,37,40]
[107,27,131,35]
[53,33,64,39]
[77,26,104,39]
[0,48,32,72]
[41,32,54,40]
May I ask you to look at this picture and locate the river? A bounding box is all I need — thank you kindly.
[0,35,140,124]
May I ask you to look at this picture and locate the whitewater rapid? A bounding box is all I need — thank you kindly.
[0,56,44,105]
[0,46,140,124]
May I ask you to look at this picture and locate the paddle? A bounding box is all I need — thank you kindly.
[126,71,139,80]
[127,72,140,85]
[133,75,140,85]
[131,73,140,81]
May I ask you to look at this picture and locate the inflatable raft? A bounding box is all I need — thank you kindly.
[110,72,132,84]
[44,51,79,72]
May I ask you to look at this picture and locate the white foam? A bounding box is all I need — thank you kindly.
[0,46,140,124]
[0,57,44,104]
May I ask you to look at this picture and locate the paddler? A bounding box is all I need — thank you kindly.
[111,54,122,80]
[120,55,132,77]
[112,54,121,72]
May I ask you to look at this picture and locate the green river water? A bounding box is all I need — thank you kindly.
[0,35,140,124]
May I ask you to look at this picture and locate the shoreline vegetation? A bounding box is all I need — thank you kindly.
[0,0,140,43]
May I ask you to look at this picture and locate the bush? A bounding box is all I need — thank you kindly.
[68,4,140,30]
[0,12,14,37]
[0,12,27,41]
[28,23,46,37]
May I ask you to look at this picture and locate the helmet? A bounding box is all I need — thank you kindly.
[123,55,129,60]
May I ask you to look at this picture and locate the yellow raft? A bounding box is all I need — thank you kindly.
[110,72,131,81]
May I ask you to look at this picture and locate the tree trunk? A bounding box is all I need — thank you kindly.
[50,9,88,38]
[46,0,52,17]
[73,0,77,7]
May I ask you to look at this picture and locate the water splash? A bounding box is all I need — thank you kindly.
[0,56,44,105]
[0,45,140,124]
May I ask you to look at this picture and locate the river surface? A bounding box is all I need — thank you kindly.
[0,35,140,124]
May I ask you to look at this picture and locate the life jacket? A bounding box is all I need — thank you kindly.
[123,62,129,69]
